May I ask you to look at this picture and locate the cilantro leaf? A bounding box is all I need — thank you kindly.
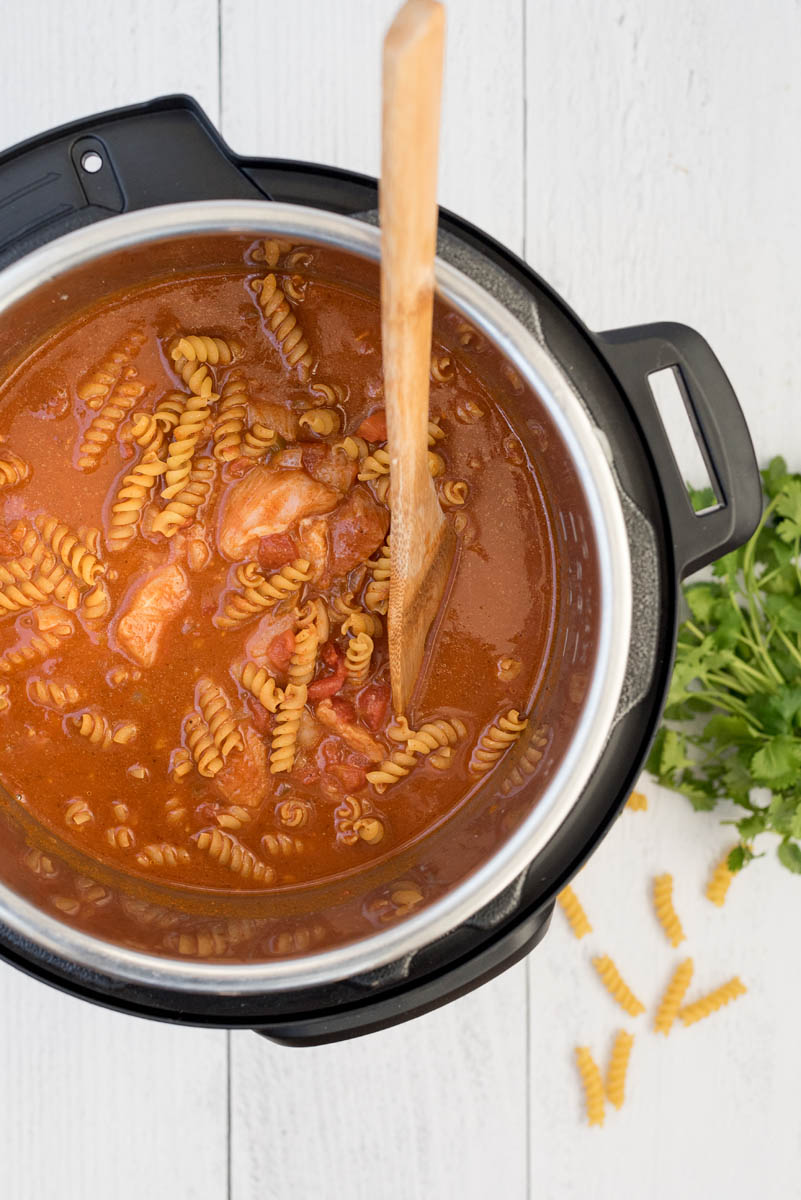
[778,841,801,874]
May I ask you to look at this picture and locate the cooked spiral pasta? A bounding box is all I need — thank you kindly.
[366,746,418,793]
[77,330,145,406]
[340,609,383,638]
[626,790,648,811]
[77,378,146,470]
[169,350,216,398]
[152,455,215,537]
[0,683,10,714]
[241,422,278,458]
[170,746,193,782]
[154,391,187,431]
[299,408,340,436]
[125,411,167,454]
[136,843,191,868]
[284,275,306,303]
[455,396,484,424]
[469,709,528,774]
[238,661,284,713]
[255,237,293,268]
[64,798,93,829]
[214,370,248,461]
[107,824,136,850]
[406,717,467,759]
[171,335,239,366]
[574,1047,605,1127]
[195,828,275,883]
[373,475,391,506]
[605,1031,634,1110]
[196,677,243,759]
[654,957,694,1035]
[296,597,329,644]
[216,804,253,832]
[334,436,369,461]
[270,683,307,774]
[345,631,373,684]
[680,977,747,1026]
[277,798,312,829]
[0,559,58,614]
[73,711,137,749]
[706,848,736,907]
[183,712,223,778]
[652,873,685,947]
[35,515,104,586]
[364,540,390,614]
[430,353,455,383]
[358,448,390,481]
[27,677,80,710]
[251,273,313,379]
[440,479,469,506]
[0,450,30,489]
[161,393,211,498]
[164,796,188,828]
[216,559,311,628]
[288,625,319,687]
[108,450,166,547]
[308,381,345,407]
[428,451,446,478]
[428,420,445,445]
[3,530,79,612]
[0,606,74,674]
[335,795,385,846]
[260,832,304,857]
[556,885,592,939]
[591,955,645,1017]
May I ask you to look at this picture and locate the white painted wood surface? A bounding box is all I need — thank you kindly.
[0,2,799,1197]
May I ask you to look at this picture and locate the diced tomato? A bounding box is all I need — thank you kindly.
[330,696,356,724]
[257,531,297,571]
[267,628,296,672]
[356,409,388,442]
[321,641,339,669]
[246,696,272,735]
[356,683,391,732]
[329,762,367,791]
[307,643,347,701]
[300,442,328,477]
[227,456,255,479]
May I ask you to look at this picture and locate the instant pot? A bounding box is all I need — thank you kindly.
[0,96,761,1043]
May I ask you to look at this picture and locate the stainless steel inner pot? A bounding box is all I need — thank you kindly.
[0,200,631,993]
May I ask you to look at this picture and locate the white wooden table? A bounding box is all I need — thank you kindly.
[2,3,800,1196]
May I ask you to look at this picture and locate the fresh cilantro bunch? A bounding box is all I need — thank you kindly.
[648,457,801,875]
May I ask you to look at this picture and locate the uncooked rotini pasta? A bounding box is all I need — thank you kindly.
[605,1031,634,1110]
[216,559,311,628]
[77,377,146,470]
[308,381,345,407]
[652,873,685,947]
[364,540,390,614]
[213,370,248,461]
[81,579,112,624]
[358,448,390,481]
[626,790,648,812]
[440,479,469,506]
[35,515,104,586]
[241,422,278,458]
[334,435,369,461]
[183,712,223,779]
[366,745,418,793]
[195,827,276,884]
[136,843,191,868]
[215,805,252,832]
[296,597,329,644]
[469,709,528,774]
[0,450,30,489]
[27,677,80,710]
[574,1046,605,1127]
[170,746,192,782]
[270,683,307,774]
[154,390,187,431]
[161,392,211,499]
[0,559,58,614]
[556,885,592,939]
[8,525,83,611]
[406,717,467,760]
[299,408,340,436]
[260,832,304,857]
[152,455,215,537]
[73,711,137,749]
[196,677,243,759]
[591,955,645,1017]
[679,977,747,1027]
[340,609,383,638]
[76,329,145,406]
[288,625,319,687]
[0,606,74,674]
[255,237,293,268]
[706,849,736,907]
[107,451,166,547]
[345,631,373,684]
[654,957,694,1035]
[171,334,239,366]
[125,411,167,454]
[251,273,313,379]
[239,661,284,713]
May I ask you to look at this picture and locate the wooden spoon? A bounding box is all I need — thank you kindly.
[381,0,455,717]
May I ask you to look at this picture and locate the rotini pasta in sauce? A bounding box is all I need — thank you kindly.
[0,233,561,907]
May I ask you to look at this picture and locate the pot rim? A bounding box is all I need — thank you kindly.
[0,200,632,994]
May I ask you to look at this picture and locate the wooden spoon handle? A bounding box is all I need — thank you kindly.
[381,0,445,500]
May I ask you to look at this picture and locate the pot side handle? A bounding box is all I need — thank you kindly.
[0,94,268,268]
[597,322,762,578]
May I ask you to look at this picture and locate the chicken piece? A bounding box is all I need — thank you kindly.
[249,398,299,442]
[296,516,330,583]
[114,562,190,668]
[300,442,358,493]
[217,465,339,560]
[315,697,385,762]
[245,607,298,669]
[213,725,271,808]
[329,486,389,578]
